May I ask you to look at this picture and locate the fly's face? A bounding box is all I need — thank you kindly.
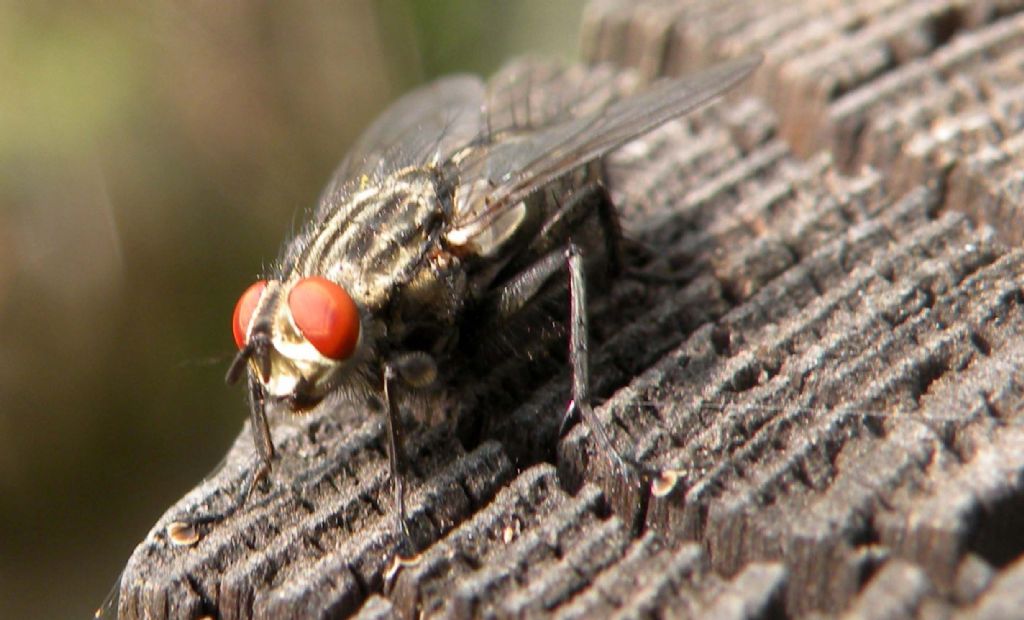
[229,275,366,409]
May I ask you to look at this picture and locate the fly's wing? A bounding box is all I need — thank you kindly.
[481,58,625,138]
[317,75,485,213]
[449,54,761,241]
[444,60,627,254]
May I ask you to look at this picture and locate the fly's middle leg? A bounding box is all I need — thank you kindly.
[487,239,643,482]
[564,243,643,482]
[536,180,683,286]
[382,352,437,557]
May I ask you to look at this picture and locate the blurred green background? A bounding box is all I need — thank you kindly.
[0,2,584,617]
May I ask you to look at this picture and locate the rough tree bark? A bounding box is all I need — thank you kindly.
[111,1,1024,618]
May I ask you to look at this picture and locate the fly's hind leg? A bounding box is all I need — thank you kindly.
[493,181,624,320]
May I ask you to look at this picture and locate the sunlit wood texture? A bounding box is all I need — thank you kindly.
[115,1,1024,617]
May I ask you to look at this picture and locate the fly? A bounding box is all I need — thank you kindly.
[225,54,762,540]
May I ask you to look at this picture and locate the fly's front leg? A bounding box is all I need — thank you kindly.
[178,376,276,526]
[234,375,276,507]
[248,375,275,480]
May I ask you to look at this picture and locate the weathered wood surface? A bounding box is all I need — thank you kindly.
[114,1,1024,618]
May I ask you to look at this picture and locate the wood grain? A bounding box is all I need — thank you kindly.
[112,1,1024,617]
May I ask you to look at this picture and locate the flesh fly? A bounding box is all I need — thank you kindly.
[225,54,762,536]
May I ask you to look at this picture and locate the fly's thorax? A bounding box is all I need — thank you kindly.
[295,167,452,312]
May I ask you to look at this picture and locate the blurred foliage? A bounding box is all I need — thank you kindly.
[0,1,583,617]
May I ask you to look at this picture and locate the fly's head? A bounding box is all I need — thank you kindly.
[226,275,374,412]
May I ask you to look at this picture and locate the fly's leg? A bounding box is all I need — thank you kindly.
[492,250,565,318]
[534,181,684,286]
[209,379,274,522]
[243,374,275,501]
[564,243,639,481]
[174,378,276,526]
[223,332,278,511]
[529,182,623,275]
[382,363,410,545]
[382,352,436,557]
[513,182,635,474]
[486,185,662,481]
[493,181,622,319]
[488,241,643,480]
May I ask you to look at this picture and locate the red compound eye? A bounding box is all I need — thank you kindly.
[232,280,268,349]
[288,276,360,360]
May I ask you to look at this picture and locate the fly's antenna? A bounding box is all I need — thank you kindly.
[226,326,273,384]
[225,345,252,384]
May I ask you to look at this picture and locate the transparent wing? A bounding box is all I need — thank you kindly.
[317,75,485,209]
[481,58,624,138]
[451,54,762,237]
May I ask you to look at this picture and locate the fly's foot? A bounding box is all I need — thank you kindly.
[242,459,272,504]
[562,399,670,494]
[390,468,427,562]
[564,398,647,486]
[172,457,273,529]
